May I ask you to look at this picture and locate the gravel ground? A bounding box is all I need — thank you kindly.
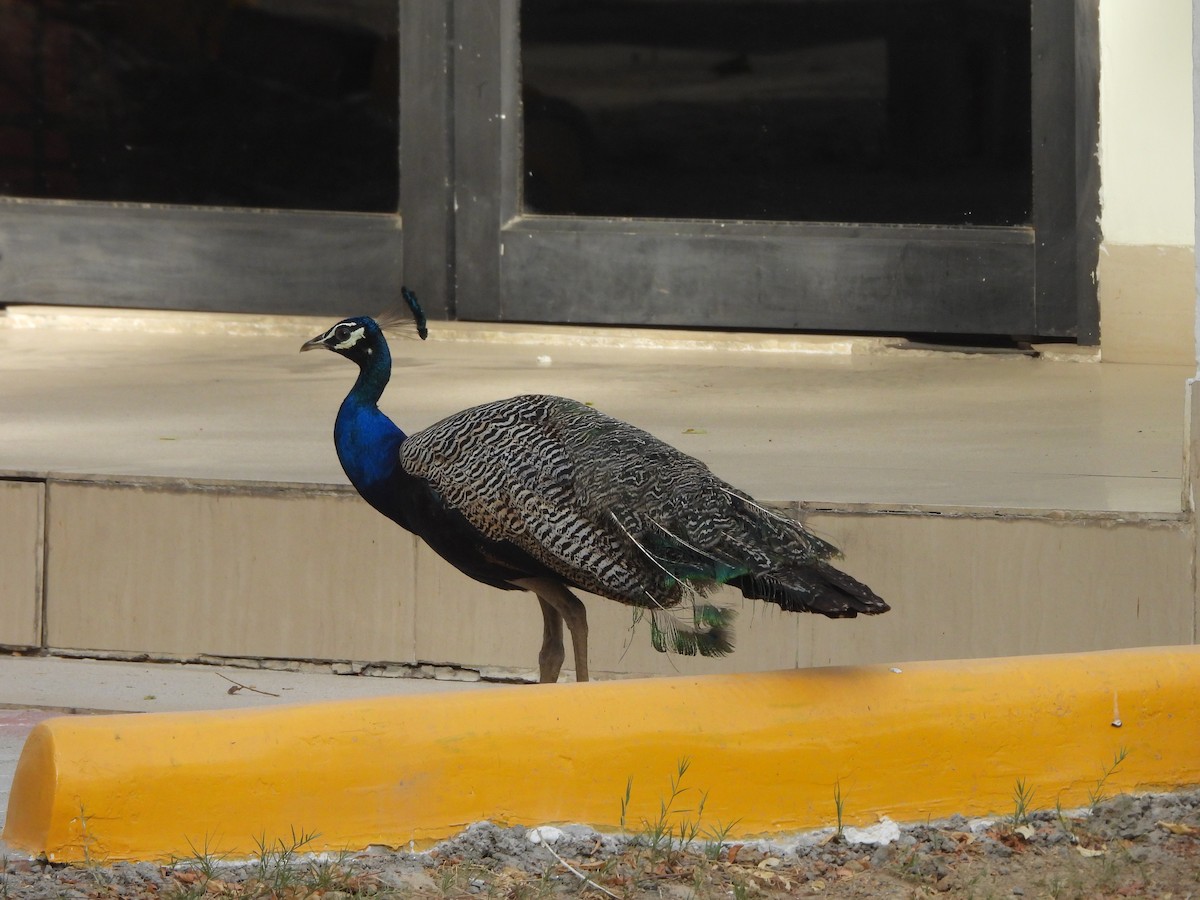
[3,790,1198,898]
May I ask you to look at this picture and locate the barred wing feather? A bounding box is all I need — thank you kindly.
[398,394,885,622]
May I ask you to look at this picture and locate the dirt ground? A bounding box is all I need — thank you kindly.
[4,789,1198,899]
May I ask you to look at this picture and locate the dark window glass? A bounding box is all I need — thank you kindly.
[521,0,1031,226]
[0,0,398,212]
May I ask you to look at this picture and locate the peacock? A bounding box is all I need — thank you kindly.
[302,291,889,683]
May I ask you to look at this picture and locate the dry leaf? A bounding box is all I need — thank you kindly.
[1014,824,1036,840]
[1077,844,1107,858]
[726,843,744,864]
[757,856,781,869]
[1158,820,1199,836]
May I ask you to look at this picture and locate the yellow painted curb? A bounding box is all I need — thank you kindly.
[4,646,1199,862]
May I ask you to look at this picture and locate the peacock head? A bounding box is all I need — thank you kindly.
[301,316,386,366]
[302,288,428,368]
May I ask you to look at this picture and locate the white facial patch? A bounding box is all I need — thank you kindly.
[330,323,366,351]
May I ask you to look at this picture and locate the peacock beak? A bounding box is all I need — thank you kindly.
[300,335,328,353]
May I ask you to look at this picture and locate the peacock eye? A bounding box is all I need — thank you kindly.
[334,324,353,341]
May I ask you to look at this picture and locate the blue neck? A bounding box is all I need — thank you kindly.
[333,340,406,491]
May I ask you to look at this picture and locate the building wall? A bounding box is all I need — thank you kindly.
[24,479,1195,679]
[0,481,42,648]
[1098,0,1196,364]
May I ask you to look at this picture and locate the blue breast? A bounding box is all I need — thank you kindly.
[334,398,406,492]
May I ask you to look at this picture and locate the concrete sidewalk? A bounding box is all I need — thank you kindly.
[0,654,496,859]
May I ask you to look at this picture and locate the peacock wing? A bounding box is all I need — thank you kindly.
[400,393,850,611]
[398,395,669,604]
[552,403,843,587]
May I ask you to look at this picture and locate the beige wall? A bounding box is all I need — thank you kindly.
[807,511,1195,665]
[1097,244,1195,364]
[0,481,43,648]
[44,481,418,663]
[36,479,1197,680]
[1097,0,1196,364]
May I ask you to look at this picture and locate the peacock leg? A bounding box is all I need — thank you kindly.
[515,578,590,682]
[537,596,566,683]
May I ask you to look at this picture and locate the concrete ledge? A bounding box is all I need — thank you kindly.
[5,646,1199,863]
[29,477,1197,676]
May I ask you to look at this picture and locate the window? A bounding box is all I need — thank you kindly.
[0,1,1098,341]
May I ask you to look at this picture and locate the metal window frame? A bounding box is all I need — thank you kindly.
[0,1,1099,340]
[0,3,455,319]
[454,0,1099,340]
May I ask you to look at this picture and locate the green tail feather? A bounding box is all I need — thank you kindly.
[650,604,737,657]
[639,528,749,593]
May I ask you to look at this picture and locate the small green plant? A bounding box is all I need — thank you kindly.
[1044,874,1069,899]
[161,827,381,898]
[1011,776,1037,825]
[308,849,355,892]
[437,862,460,897]
[620,756,723,865]
[675,786,709,849]
[701,816,741,860]
[833,778,846,840]
[163,833,227,898]
[644,758,696,859]
[892,844,924,882]
[619,774,634,832]
[75,802,107,885]
[1088,746,1130,812]
[436,860,496,898]
[176,832,225,884]
[251,826,319,895]
[1053,795,1077,841]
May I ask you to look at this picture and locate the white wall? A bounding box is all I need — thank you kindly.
[1096,0,1195,364]
[1100,0,1194,247]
